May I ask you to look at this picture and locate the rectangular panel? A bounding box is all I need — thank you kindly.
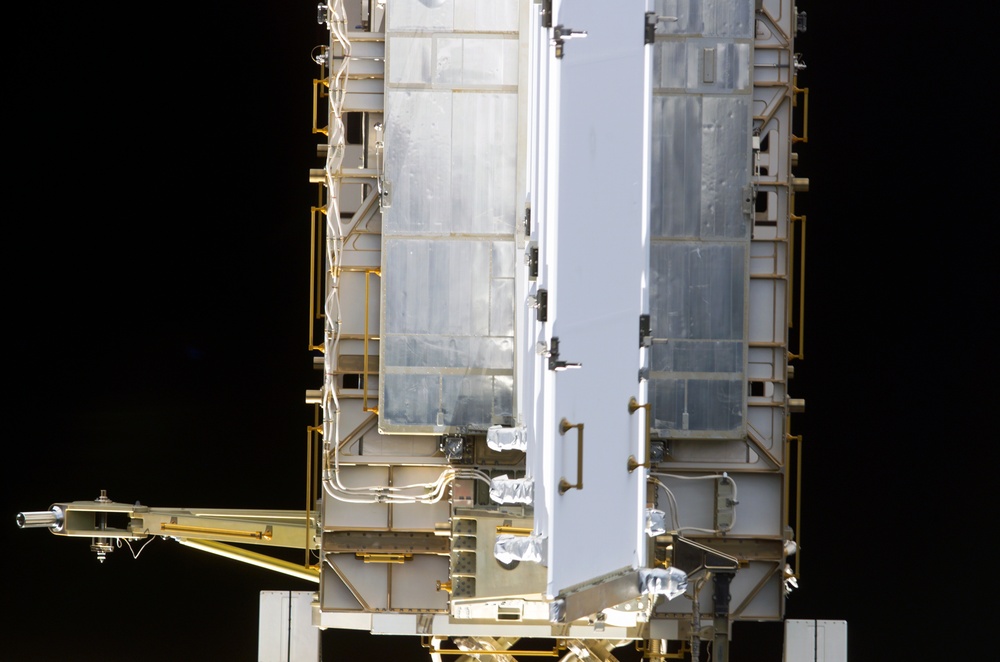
[258,591,320,662]
[380,1,521,432]
[538,0,649,602]
[648,9,752,441]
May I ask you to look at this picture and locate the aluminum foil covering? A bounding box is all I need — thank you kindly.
[645,508,667,537]
[494,534,544,565]
[548,599,565,624]
[489,475,533,505]
[639,566,688,600]
[486,424,528,451]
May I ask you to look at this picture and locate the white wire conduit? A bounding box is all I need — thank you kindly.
[315,3,485,504]
[648,472,740,535]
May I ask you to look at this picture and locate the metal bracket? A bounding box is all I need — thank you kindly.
[713,572,734,618]
[644,12,657,45]
[526,243,539,280]
[714,476,738,532]
[645,11,678,45]
[547,337,581,371]
[379,179,392,210]
[552,25,587,59]
[742,184,755,217]
[535,289,548,322]
[639,314,651,347]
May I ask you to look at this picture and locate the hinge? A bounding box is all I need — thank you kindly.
[742,184,754,216]
[639,314,651,347]
[645,12,656,45]
[540,0,552,28]
[536,288,548,322]
[524,204,531,236]
[526,242,539,280]
[547,337,581,371]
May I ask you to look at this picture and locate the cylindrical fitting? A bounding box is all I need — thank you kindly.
[16,507,63,529]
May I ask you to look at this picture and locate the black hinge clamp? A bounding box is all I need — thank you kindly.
[526,243,539,280]
[547,337,581,371]
[535,288,548,322]
[540,0,552,28]
[645,12,657,44]
[639,314,651,347]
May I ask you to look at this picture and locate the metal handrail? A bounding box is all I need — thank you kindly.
[363,268,381,414]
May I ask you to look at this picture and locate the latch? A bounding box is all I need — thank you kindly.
[645,11,678,44]
[552,25,587,59]
[543,337,581,371]
[644,12,656,44]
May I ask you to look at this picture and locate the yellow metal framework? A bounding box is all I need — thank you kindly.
[363,267,381,414]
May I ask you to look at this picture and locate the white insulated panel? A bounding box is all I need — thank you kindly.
[537,0,650,599]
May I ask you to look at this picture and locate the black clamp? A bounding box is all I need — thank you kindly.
[552,25,588,59]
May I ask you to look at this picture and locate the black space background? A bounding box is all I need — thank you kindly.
[3,3,990,661]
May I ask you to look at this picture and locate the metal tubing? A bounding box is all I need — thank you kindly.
[363,268,381,414]
[788,213,806,360]
[160,523,269,541]
[312,78,329,136]
[16,508,62,529]
[306,421,314,565]
[308,185,326,352]
[792,86,809,143]
[176,539,319,584]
